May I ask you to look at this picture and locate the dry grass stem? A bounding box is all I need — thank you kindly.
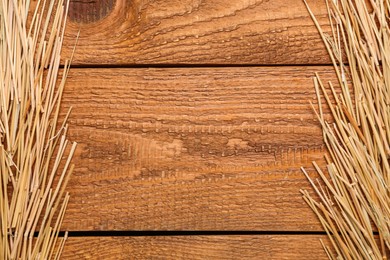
[0,0,76,259]
[301,0,390,259]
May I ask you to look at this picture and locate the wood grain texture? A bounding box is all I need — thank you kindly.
[61,235,331,259]
[59,66,337,231]
[69,0,116,23]
[62,0,332,65]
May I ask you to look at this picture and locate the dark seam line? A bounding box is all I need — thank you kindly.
[60,63,335,69]
[36,230,357,237]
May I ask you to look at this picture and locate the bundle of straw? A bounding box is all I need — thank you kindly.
[0,0,76,259]
[301,0,390,258]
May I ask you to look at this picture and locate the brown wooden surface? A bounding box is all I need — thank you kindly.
[60,66,336,231]
[61,235,330,259]
[63,0,331,65]
[56,0,338,258]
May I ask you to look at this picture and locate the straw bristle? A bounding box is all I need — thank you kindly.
[301,0,390,259]
[0,0,75,259]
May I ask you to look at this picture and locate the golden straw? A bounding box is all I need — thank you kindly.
[0,0,76,259]
[301,0,389,258]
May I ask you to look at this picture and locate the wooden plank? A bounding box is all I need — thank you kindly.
[61,235,331,259]
[60,66,336,231]
[62,0,331,65]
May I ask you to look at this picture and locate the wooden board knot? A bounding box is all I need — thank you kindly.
[69,0,116,23]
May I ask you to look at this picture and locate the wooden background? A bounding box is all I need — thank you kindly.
[58,0,335,258]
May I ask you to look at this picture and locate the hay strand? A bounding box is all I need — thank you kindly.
[301,0,390,258]
[0,0,75,259]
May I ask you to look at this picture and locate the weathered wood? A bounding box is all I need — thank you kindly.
[61,235,331,259]
[69,0,116,23]
[60,66,337,231]
[63,0,331,65]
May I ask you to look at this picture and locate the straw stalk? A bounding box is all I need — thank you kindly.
[301,0,389,259]
[0,0,76,259]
